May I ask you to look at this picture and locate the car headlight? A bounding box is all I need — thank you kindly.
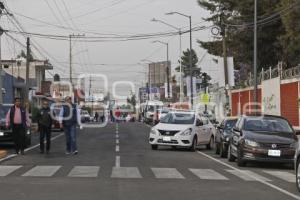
[180,129,192,136]
[150,128,158,135]
[225,137,230,142]
[245,139,260,147]
[27,130,30,135]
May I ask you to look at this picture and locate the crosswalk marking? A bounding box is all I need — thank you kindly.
[226,170,258,181]
[0,164,296,182]
[151,168,185,179]
[0,166,22,177]
[111,167,142,178]
[189,169,229,180]
[239,170,272,182]
[68,166,100,178]
[263,170,295,183]
[22,166,61,177]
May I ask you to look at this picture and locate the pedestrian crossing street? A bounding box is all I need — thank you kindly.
[0,165,296,183]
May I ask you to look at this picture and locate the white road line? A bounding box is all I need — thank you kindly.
[197,151,300,200]
[263,170,296,183]
[0,166,22,176]
[116,145,120,152]
[151,168,185,179]
[25,133,64,152]
[22,166,61,177]
[226,169,258,181]
[0,133,64,163]
[68,166,100,178]
[115,156,120,168]
[189,169,228,180]
[116,139,119,144]
[116,135,119,139]
[111,167,142,178]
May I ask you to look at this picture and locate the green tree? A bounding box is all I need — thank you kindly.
[175,49,199,77]
[127,94,137,112]
[197,0,285,71]
[279,0,300,67]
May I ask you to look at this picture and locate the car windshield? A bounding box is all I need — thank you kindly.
[160,113,195,124]
[225,119,238,130]
[244,117,293,133]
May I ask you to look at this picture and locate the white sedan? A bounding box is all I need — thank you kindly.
[149,111,215,151]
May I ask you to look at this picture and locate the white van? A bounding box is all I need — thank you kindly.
[143,100,164,124]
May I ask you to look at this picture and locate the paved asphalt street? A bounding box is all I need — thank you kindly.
[0,122,299,200]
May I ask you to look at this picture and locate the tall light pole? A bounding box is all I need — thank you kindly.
[151,18,183,102]
[253,0,258,106]
[152,40,170,99]
[166,11,193,107]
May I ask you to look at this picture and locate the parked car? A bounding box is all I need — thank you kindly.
[149,111,215,151]
[227,115,297,167]
[81,110,91,123]
[0,104,31,147]
[215,117,238,158]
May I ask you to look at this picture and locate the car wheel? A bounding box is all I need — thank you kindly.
[151,145,158,150]
[215,142,220,154]
[237,147,246,167]
[206,136,214,150]
[227,144,236,162]
[220,142,227,158]
[190,137,197,152]
[297,159,300,192]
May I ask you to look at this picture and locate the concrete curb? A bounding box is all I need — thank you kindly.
[0,150,7,159]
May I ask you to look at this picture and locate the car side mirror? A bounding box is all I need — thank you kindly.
[233,127,242,136]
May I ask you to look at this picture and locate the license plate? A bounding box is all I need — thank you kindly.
[268,150,281,157]
[0,132,4,136]
[163,137,171,142]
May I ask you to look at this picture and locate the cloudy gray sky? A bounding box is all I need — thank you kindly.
[2,0,215,98]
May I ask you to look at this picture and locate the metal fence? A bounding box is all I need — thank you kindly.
[245,62,300,87]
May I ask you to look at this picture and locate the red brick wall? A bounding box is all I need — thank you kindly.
[281,82,299,126]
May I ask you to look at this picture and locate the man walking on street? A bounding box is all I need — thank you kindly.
[59,96,80,155]
[38,100,52,154]
[6,97,30,155]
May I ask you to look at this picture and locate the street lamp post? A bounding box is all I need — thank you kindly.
[166,11,193,107]
[151,18,183,102]
[152,40,170,99]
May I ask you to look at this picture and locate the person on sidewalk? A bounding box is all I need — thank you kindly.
[5,97,30,155]
[37,100,52,154]
[59,96,81,155]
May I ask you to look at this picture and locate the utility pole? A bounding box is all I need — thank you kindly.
[69,35,72,86]
[0,2,10,104]
[25,37,30,100]
[69,33,85,87]
[166,43,170,99]
[189,16,193,108]
[253,0,258,106]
